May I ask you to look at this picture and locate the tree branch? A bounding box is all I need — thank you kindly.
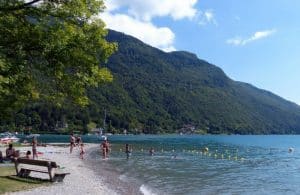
[0,0,42,12]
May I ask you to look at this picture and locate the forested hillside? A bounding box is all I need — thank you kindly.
[2,30,300,134]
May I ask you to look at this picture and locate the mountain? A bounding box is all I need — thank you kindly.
[3,30,300,134]
[87,30,300,134]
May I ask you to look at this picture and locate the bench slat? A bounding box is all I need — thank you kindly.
[20,168,48,174]
[16,158,58,168]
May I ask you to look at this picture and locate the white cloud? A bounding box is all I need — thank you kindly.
[101,13,175,52]
[104,0,198,21]
[104,0,120,12]
[197,10,217,26]
[101,0,206,52]
[227,29,276,46]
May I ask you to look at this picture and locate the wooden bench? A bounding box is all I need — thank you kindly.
[14,158,70,182]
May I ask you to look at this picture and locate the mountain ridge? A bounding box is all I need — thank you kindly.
[94,29,300,134]
[3,29,300,135]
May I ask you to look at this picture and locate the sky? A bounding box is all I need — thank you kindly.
[101,0,300,104]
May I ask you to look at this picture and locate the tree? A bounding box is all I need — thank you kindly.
[0,0,117,116]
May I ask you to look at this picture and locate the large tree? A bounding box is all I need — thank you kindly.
[0,0,116,116]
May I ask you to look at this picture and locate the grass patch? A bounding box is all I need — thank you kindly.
[0,166,49,194]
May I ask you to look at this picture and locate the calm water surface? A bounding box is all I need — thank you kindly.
[25,134,300,194]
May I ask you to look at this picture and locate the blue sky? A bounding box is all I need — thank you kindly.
[102,0,300,104]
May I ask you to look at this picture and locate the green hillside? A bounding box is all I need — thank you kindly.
[89,30,300,134]
[2,30,300,134]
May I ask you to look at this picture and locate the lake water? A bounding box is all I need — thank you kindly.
[23,134,300,194]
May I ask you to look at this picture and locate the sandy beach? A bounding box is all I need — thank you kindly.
[1,144,116,195]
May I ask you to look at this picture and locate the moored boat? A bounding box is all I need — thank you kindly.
[0,132,20,144]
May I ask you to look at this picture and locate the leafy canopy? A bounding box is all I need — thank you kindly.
[0,0,117,115]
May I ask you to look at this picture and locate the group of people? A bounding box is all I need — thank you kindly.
[23,136,38,160]
[68,133,157,160]
[0,137,39,163]
[69,133,85,159]
[101,139,156,160]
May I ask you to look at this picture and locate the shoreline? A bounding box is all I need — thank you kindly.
[1,143,116,195]
[84,146,144,195]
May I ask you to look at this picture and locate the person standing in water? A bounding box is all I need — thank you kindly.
[125,144,132,159]
[32,136,38,159]
[70,133,76,154]
[101,138,110,159]
[149,147,154,156]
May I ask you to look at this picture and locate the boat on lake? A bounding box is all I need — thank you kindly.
[0,132,20,144]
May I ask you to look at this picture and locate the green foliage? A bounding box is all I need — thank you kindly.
[0,0,117,116]
[2,30,300,134]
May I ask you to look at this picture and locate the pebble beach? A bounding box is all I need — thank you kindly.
[1,144,116,195]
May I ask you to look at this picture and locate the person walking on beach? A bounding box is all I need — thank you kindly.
[80,143,85,159]
[125,144,132,159]
[32,136,38,159]
[101,138,110,159]
[70,133,76,154]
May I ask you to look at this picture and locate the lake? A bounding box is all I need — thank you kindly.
[23,134,300,194]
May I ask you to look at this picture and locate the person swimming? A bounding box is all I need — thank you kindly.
[149,147,154,156]
[288,147,294,153]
